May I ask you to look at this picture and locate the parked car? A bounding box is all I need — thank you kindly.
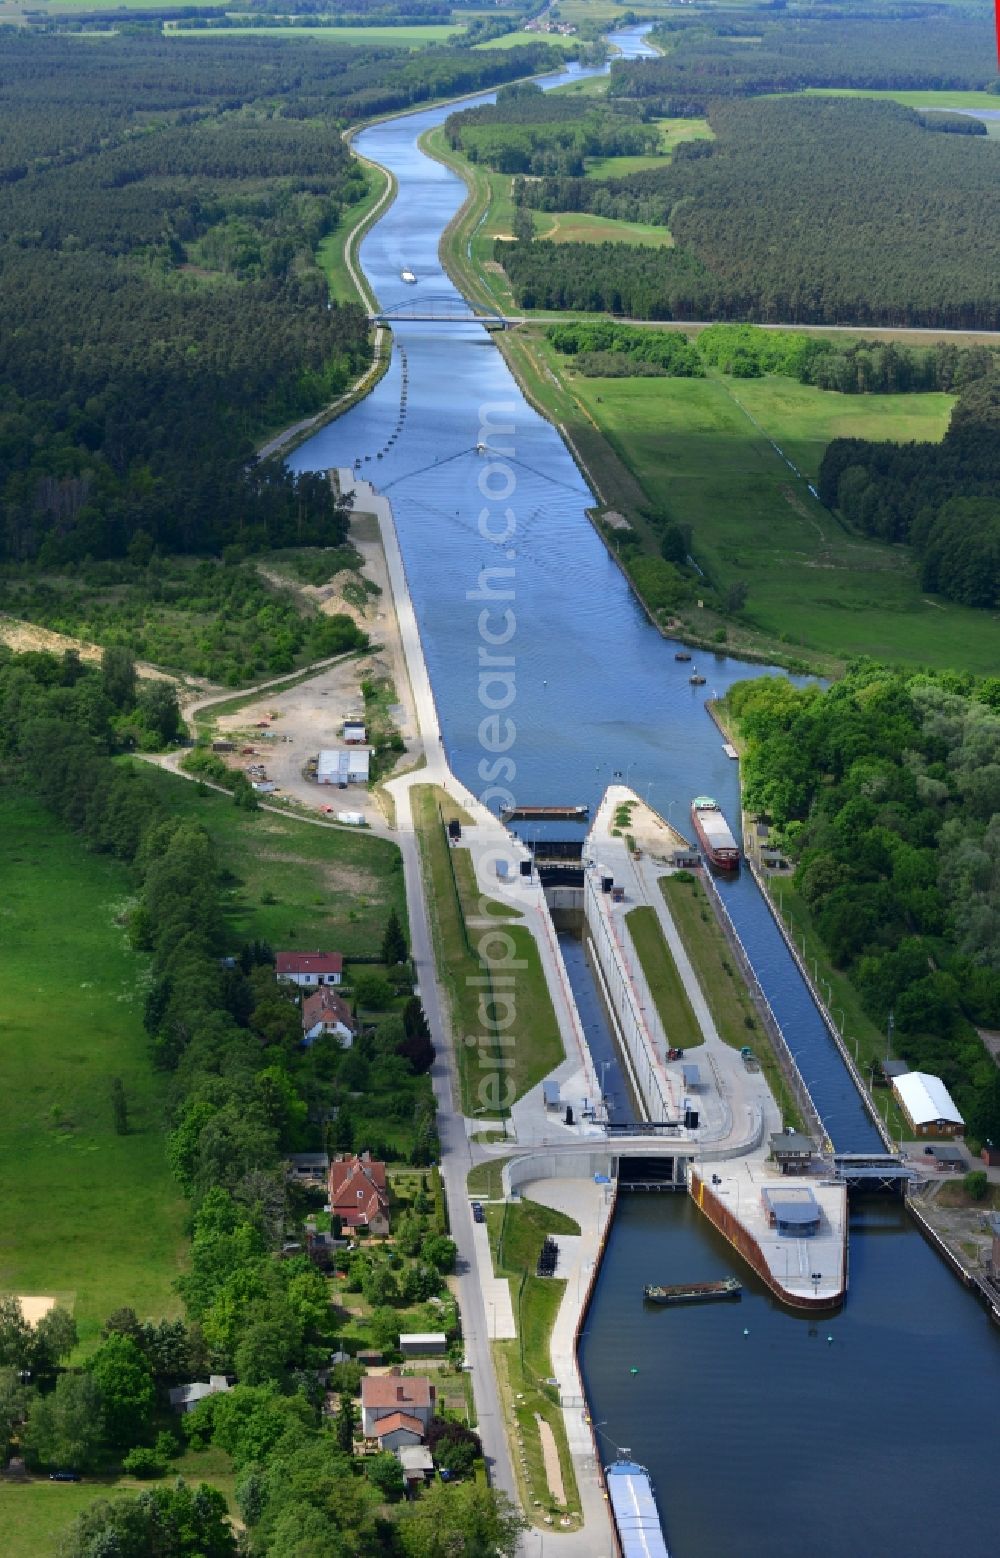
[471,1201,484,1224]
[49,1471,81,1482]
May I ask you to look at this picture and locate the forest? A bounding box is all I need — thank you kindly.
[500,98,1000,328]
[726,665,1000,1145]
[0,31,561,567]
[0,644,526,1553]
[819,371,1000,607]
[617,10,999,112]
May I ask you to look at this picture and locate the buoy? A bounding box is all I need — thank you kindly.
[827,1335,833,1344]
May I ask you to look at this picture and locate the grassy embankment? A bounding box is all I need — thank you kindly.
[484,1197,582,1527]
[411,785,563,1114]
[660,874,804,1131]
[0,793,187,1345]
[472,29,580,52]
[500,331,1000,676]
[317,160,392,308]
[625,906,703,1050]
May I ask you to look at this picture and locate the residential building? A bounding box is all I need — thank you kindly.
[328,1151,390,1236]
[360,1373,436,1439]
[168,1376,231,1413]
[372,1412,425,1451]
[892,1071,965,1138]
[286,1152,330,1183]
[302,987,356,1048]
[276,951,343,988]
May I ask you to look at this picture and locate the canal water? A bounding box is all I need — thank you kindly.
[290,29,1000,1555]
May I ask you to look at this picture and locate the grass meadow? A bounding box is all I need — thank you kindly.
[137,762,408,958]
[526,336,1000,674]
[625,906,702,1050]
[0,1446,237,1558]
[0,792,187,1349]
[167,24,461,46]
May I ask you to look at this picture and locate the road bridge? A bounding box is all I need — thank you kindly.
[368,299,523,329]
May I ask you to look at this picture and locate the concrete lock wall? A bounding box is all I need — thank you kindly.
[583,869,671,1123]
[504,1150,615,1197]
[690,1169,839,1313]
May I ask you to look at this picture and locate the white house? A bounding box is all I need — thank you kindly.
[360,1374,435,1439]
[275,951,343,987]
[317,748,371,786]
[301,988,356,1048]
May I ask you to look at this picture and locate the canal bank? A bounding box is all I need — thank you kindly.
[288,24,1000,1555]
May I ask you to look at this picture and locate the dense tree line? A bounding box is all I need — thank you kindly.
[545,320,704,376]
[615,11,999,113]
[696,323,999,394]
[445,82,653,175]
[726,665,1000,1143]
[820,373,1000,607]
[501,98,1000,328]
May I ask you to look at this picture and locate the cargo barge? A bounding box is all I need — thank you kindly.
[690,795,740,871]
[605,1460,670,1558]
[643,1276,742,1305]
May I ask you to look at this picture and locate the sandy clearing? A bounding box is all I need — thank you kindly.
[535,1413,566,1506]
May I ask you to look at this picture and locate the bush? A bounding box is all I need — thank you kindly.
[963,1169,988,1201]
[122,1446,167,1479]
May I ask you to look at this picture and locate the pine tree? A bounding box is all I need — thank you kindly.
[381,908,407,965]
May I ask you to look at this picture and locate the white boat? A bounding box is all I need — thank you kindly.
[401,268,417,284]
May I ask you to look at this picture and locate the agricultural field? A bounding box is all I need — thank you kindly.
[534,209,673,246]
[0,793,187,1349]
[167,24,463,47]
[583,116,713,177]
[472,28,580,52]
[519,333,1000,674]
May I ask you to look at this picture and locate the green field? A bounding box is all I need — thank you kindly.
[535,209,674,246]
[513,334,1000,674]
[583,116,713,178]
[140,763,407,957]
[802,87,1000,111]
[473,28,581,52]
[0,793,187,1348]
[0,1447,237,1558]
[625,906,702,1049]
[167,24,461,46]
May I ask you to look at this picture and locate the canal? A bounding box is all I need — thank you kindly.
[289,27,1000,1556]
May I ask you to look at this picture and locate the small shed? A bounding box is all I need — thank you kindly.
[343,721,367,745]
[399,1332,448,1359]
[357,1349,383,1367]
[922,1143,966,1171]
[397,1444,434,1483]
[880,1058,909,1086]
[769,1132,816,1175]
[543,1080,561,1111]
[287,1152,330,1182]
[681,1063,701,1090]
[761,1185,822,1237]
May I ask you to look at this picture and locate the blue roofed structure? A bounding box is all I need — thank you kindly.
[605,1459,669,1558]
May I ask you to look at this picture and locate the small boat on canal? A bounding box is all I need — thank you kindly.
[643,1277,742,1305]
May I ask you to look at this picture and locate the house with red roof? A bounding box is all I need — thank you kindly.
[360,1373,435,1441]
[275,951,343,988]
[328,1152,390,1237]
[301,988,356,1048]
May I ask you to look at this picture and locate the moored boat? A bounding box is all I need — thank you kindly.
[691,795,739,870]
[643,1276,742,1305]
[401,268,417,284]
